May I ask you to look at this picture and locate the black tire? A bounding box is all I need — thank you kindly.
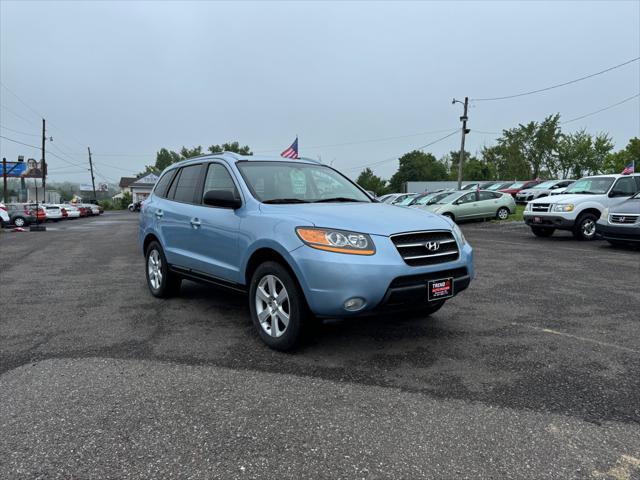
[145,241,181,298]
[531,226,555,237]
[13,216,26,227]
[442,212,455,221]
[572,213,598,241]
[249,261,309,351]
[496,207,510,220]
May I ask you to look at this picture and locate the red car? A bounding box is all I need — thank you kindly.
[25,204,47,222]
[499,180,543,198]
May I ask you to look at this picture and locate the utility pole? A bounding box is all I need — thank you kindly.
[452,97,470,190]
[2,158,7,203]
[42,118,46,202]
[88,147,97,202]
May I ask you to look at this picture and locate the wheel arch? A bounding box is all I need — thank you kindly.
[577,207,602,220]
[143,233,161,254]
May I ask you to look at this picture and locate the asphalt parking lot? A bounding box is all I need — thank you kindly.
[1,211,639,479]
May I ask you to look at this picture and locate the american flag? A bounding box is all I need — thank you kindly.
[621,161,635,175]
[280,137,299,159]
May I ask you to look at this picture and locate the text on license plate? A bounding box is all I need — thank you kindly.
[428,278,454,301]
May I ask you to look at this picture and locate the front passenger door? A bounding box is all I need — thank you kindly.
[188,163,243,283]
[455,192,479,219]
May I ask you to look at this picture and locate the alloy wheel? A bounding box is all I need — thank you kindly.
[581,219,596,238]
[255,274,290,338]
[147,249,163,290]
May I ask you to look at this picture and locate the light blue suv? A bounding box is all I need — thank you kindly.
[139,153,474,350]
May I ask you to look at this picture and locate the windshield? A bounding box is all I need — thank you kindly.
[531,181,557,189]
[414,192,449,205]
[396,194,417,205]
[237,161,371,204]
[436,192,464,204]
[509,182,526,189]
[564,177,615,195]
[487,182,512,190]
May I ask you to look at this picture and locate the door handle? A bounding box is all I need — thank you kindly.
[155,210,164,218]
[190,218,201,228]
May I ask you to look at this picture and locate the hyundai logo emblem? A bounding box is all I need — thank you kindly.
[425,241,440,252]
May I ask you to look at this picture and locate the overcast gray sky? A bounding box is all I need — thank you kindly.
[1,0,639,184]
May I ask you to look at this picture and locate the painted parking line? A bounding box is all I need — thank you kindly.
[512,322,639,355]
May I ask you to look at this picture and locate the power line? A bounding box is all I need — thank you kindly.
[253,129,458,153]
[0,103,39,127]
[471,56,640,102]
[344,129,459,172]
[0,124,40,137]
[560,93,639,125]
[472,92,640,136]
[0,134,41,150]
[0,81,88,149]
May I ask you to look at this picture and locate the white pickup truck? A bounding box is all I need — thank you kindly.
[523,173,640,240]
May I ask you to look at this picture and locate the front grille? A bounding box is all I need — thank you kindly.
[531,203,551,212]
[391,230,459,267]
[610,214,639,224]
[389,267,468,288]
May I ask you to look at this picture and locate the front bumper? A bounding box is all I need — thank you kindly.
[289,235,474,317]
[595,221,640,243]
[523,213,575,230]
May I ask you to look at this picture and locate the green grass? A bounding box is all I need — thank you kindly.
[492,204,525,223]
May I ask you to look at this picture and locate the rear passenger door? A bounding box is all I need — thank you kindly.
[159,163,204,270]
[188,162,243,283]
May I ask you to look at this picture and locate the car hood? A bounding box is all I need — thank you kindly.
[529,193,602,204]
[611,198,640,214]
[259,202,452,236]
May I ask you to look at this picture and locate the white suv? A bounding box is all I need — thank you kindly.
[523,174,640,240]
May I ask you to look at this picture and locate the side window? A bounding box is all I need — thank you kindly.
[153,170,176,199]
[459,193,476,204]
[478,191,494,201]
[172,164,202,203]
[612,177,636,196]
[635,176,640,191]
[202,164,239,201]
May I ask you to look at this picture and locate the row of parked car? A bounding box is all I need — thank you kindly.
[378,189,517,222]
[0,202,104,228]
[376,174,640,246]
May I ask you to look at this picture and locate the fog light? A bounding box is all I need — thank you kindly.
[344,297,365,311]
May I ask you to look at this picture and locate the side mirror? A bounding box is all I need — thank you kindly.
[203,190,241,209]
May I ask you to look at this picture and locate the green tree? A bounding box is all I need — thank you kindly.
[446,151,494,180]
[556,130,614,178]
[356,168,387,195]
[495,114,561,178]
[209,142,253,155]
[388,150,448,192]
[603,137,639,174]
[180,146,203,158]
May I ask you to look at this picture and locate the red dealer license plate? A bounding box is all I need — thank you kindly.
[428,278,454,301]
[533,216,542,223]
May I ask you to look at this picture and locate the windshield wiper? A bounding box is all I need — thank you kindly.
[263,198,310,204]
[568,190,595,195]
[313,197,366,203]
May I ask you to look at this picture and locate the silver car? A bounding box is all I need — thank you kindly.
[423,190,516,222]
[515,179,575,203]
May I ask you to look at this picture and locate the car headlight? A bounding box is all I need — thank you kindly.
[552,203,574,212]
[601,207,610,221]
[296,227,375,255]
[450,222,467,247]
[525,203,532,211]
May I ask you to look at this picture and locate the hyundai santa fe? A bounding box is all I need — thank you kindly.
[139,153,474,350]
